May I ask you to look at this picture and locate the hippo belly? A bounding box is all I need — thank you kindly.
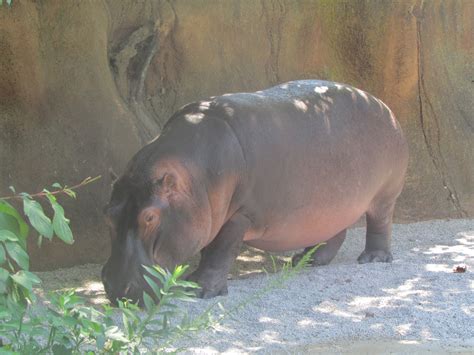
[213,80,408,253]
[244,206,366,252]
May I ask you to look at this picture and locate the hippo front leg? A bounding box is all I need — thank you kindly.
[187,213,250,299]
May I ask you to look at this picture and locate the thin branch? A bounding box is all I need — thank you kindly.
[0,176,101,201]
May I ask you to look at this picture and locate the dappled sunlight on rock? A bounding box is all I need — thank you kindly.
[425,263,452,272]
[259,316,281,325]
[297,318,332,329]
[423,232,474,263]
[259,330,284,344]
[420,328,435,341]
[36,221,474,352]
[236,254,265,263]
[461,305,474,316]
[370,323,384,330]
[36,264,108,306]
[73,281,108,305]
[395,323,412,336]
[313,301,365,322]
[383,277,433,299]
[80,280,103,293]
[297,318,315,328]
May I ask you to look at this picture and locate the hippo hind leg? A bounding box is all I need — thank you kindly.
[292,229,346,267]
[357,198,396,264]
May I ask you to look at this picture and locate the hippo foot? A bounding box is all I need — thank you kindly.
[357,250,393,264]
[186,271,228,299]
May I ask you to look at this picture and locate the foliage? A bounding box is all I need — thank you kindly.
[0,177,318,353]
[0,177,218,353]
[0,177,100,311]
[0,0,13,7]
[0,265,212,354]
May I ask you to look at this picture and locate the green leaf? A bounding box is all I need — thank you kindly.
[64,189,76,199]
[173,264,189,279]
[52,343,73,355]
[143,274,161,299]
[11,270,41,291]
[0,229,19,242]
[105,326,129,343]
[0,244,5,265]
[4,241,29,270]
[143,265,166,285]
[23,197,53,240]
[143,292,155,313]
[0,267,9,293]
[0,200,29,240]
[96,334,106,349]
[122,311,130,337]
[174,280,200,289]
[162,313,168,329]
[49,200,74,244]
[0,213,19,237]
[52,183,62,189]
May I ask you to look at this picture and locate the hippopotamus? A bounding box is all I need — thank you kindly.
[101,80,408,303]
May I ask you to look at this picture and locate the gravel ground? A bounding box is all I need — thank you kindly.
[38,219,474,353]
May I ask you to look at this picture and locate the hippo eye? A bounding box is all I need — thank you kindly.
[152,177,165,187]
[151,177,165,194]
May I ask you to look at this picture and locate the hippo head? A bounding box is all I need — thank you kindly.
[101,152,212,305]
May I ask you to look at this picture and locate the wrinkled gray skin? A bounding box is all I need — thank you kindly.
[101,80,408,303]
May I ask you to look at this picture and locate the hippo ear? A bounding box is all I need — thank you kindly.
[160,173,178,196]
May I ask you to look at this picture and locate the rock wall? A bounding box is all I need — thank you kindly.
[0,0,472,269]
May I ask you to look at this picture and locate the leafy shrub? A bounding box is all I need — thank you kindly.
[0,0,13,7]
[0,177,317,353]
[0,177,217,353]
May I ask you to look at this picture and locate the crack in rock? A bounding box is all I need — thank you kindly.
[412,0,466,217]
[261,0,286,84]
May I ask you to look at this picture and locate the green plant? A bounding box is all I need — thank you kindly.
[0,177,99,308]
[0,265,211,354]
[0,177,99,352]
[0,0,13,7]
[0,177,216,354]
[0,177,318,353]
